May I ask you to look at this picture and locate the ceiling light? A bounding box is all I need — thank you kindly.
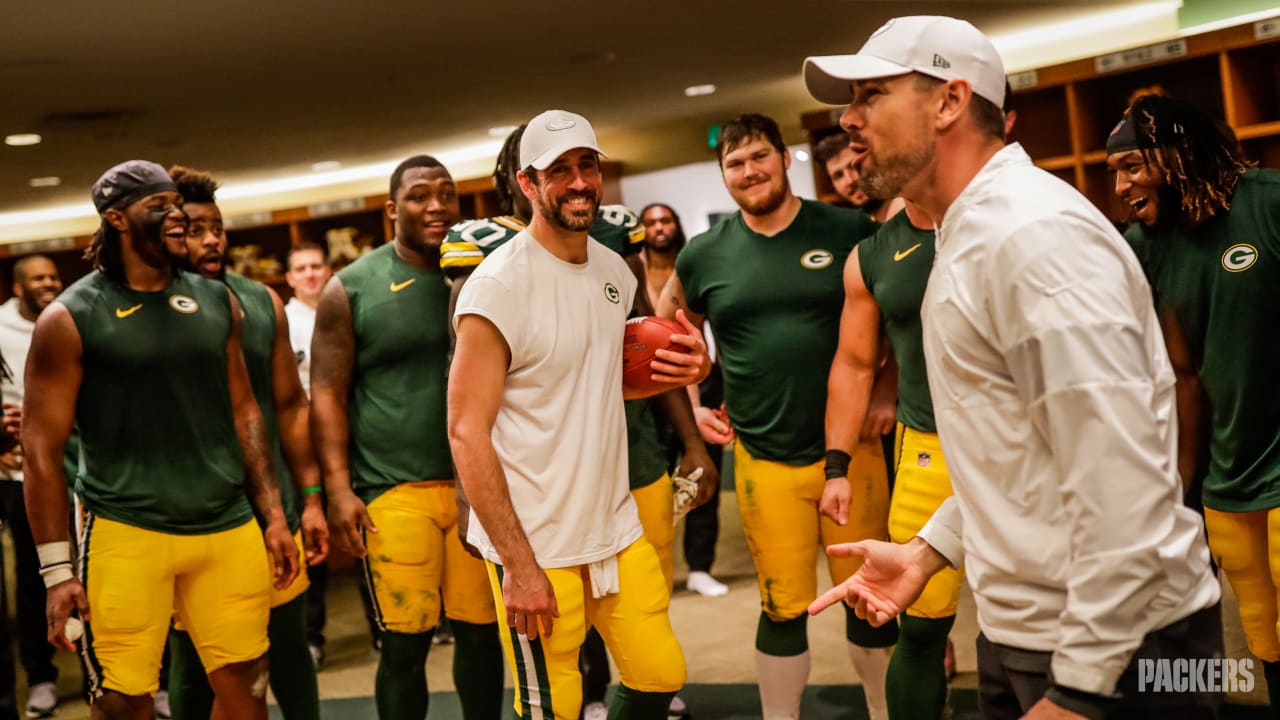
[311,160,342,172]
[28,176,61,188]
[488,125,519,137]
[990,2,1180,53]
[5,133,42,146]
[684,84,716,97]
[793,150,810,162]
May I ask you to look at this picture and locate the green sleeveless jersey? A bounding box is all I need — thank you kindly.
[677,200,878,464]
[338,243,452,503]
[60,271,253,533]
[859,212,937,433]
[224,273,299,532]
[441,205,644,280]
[1126,168,1280,512]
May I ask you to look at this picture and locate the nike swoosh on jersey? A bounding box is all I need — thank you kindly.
[115,304,142,318]
[390,279,416,292]
[894,243,922,262]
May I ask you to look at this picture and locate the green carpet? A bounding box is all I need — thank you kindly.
[274,685,1271,719]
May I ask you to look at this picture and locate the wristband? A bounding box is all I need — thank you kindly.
[301,486,323,496]
[37,541,75,589]
[823,449,852,480]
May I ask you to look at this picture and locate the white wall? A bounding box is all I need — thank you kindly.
[619,144,817,237]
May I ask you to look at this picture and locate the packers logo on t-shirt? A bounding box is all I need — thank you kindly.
[604,283,621,304]
[800,249,834,270]
[169,295,199,314]
[1221,243,1258,272]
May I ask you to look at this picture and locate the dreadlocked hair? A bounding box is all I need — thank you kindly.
[85,221,126,284]
[1128,94,1251,226]
[492,124,526,216]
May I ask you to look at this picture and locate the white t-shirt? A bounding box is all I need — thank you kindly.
[453,230,643,568]
[0,297,34,480]
[284,297,317,397]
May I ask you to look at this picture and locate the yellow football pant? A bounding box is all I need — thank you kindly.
[363,481,497,634]
[631,473,675,592]
[80,515,271,698]
[488,538,685,719]
[735,440,890,621]
[889,424,962,618]
[1204,506,1280,662]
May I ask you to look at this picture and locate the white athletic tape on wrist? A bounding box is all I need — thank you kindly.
[672,467,703,526]
[37,541,75,588]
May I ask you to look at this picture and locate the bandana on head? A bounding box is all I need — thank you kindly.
[91,160,177,216]
[1106,114,1142,155]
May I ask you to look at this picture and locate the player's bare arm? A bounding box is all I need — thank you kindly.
[227,290,298,591]
[864,345,899,441]
[268,287,329,565]
[446,268,483,558]
[309,276,376,557]
[822,251,882,525]
[449,313,558,640]
[624,253,656,316]
[657,390,719,508]
[21,304,89,649]
[654,272,712,387]
[1160,309,1204,497]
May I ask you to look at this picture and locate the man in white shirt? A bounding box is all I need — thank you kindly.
[280,241,335,667]
[0,255,63,719]
[804,16,1221,719]
[283,242,331,398]
[449,109,708,719]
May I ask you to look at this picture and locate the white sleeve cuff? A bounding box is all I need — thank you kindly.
[917,496,965,568]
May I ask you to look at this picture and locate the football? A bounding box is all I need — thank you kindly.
[623,316,689,393]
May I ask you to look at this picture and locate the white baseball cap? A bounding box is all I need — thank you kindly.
[519,110,607,171]
[804,16,1005,108]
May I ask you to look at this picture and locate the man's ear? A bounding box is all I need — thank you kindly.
[104,208,129,233]
[936,79,972,131]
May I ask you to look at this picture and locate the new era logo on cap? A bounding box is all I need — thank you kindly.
[933,54,950,69]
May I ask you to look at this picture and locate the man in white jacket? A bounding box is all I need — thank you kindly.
[804,16,1222,720]
[0,255,63,718]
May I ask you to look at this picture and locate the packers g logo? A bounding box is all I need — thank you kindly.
[801,249,834,270]
[1222,244,1257,272]
[169,295,199,314]
[604,283,621,304]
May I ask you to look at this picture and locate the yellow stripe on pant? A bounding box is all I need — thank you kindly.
[735,439,890,621]
[1203,506,1280,662]
[363,481,497,634]
[889,423,962,618]
[487,538,685,719]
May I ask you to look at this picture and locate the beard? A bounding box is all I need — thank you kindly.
[538,190,598,232]
[859,138,935,200]
[132,210,185,270]
[1144,184,1185,234]
[737,177,790,217]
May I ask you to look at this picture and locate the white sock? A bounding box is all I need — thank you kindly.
[848,642,891,720]
[755,650,809,720]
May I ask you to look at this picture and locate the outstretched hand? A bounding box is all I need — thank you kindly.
[808,539,942,626]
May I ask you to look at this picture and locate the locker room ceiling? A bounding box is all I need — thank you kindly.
[0,0,1162,214]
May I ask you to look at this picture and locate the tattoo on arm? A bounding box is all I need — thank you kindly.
[309,278,356,495]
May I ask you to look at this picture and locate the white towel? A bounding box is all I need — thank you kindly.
[588,555,620,599]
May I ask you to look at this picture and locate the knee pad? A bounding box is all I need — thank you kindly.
[756,613,808,657]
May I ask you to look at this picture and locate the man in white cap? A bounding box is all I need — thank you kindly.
[803,16,1222,720]
[448,110,707,719]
